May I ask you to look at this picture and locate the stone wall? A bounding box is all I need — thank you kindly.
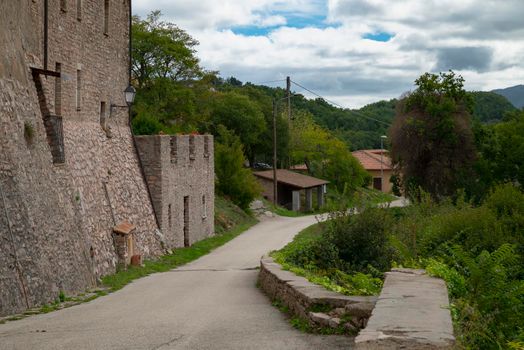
[135,135,215,248]
[258,256,376,333]
[0,0,162,316]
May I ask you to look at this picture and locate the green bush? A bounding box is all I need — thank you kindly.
[421,206,505,257]
[449,244,524,349]
[287,238,340,271]
[327,208,395,272]
[425,259,467,299]
[388,184,524,349]
[131,113,164,135]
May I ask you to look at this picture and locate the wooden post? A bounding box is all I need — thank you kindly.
[273,100,278,205]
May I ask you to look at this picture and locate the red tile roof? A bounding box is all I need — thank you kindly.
[253,169,328,189]
[352,149,392,171]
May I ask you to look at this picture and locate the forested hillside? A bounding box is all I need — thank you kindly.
[493,84,524,108]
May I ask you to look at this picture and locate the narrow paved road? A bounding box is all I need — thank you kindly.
[0,215,352,350]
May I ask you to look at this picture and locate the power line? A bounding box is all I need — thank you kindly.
[252,79,286,85]
[290,80,391,127]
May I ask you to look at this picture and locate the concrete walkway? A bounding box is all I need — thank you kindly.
[0,215,351,350]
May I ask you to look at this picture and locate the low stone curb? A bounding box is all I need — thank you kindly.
[258,256,376,333]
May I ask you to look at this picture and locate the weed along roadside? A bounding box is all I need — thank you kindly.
[260,220,455,348]
[0,197,257,324]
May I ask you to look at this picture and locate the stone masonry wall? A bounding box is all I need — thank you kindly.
[135,135,215,248]
[0,0,161,316]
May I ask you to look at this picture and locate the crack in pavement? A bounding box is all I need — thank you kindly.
[151,335,184,350]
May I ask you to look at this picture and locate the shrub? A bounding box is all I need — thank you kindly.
[449,244,524,349]
[132,113,164,135]
[420,206,505,257]
[327,208,395,272]
[425,259,467,299]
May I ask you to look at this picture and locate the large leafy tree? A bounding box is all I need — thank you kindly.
[131,11,215,134]
[290,112,369,192]
[132,11,203,88]
[210,92,267,163]
[389,71,476,198]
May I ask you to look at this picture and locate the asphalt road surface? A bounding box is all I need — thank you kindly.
[0,215,353,350]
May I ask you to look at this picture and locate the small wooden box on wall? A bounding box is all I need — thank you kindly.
[113,221,140,267]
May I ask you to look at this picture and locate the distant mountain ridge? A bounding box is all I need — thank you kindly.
[492,85,524,109]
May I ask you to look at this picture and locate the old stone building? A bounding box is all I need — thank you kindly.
[136,135,215,248]
[0,0,164,316]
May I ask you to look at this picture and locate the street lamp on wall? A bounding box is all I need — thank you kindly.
[110,85,136,116]
[124,85,136,106]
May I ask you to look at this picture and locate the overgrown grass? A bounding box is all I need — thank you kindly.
[389,184,524,349]
[345,187,397,208]
[271,223,383,296]
[215,195,255,234]
[102,220,256,291]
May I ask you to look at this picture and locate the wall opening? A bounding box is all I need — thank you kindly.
[76,0,82,20]
[170,136,177,163]
[204,135,209,158]
[168,203,172,231]
[202,195,207,219]
[100,101,106,130]
[189,135,195,160]
[54,63,61,116]
[103,0,109,35]
[60,0,67,12]
[76,69,81,111]
[183,196,189,247]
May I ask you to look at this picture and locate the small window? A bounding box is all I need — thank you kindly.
[76,69,81,111]
[204,135,209,158]
[76,0,82,20]
[100,102,106,129]
[189,135,195,160]
[202,195,207,219]
[170,136,177,163]
[103,0,109,35]
[54,63,61,116]
[168,204,172,230]
[60,0,67,12]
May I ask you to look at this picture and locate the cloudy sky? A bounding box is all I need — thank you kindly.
[133,0,524,108]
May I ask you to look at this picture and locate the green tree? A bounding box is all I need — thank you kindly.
[132,11,203,88]
[291,112,368,192]
[215,126,261,210]
[210,92,267,163]
[390,71,476,198]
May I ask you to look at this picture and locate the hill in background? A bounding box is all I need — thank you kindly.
[278,87,516,149]
[492,84,524,109]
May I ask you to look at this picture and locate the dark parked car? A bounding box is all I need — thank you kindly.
[253,162,272,170]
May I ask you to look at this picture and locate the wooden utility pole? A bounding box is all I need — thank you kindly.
[286,76,291,123]
[273,100,278,205]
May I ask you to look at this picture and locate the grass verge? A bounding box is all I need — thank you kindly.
[102,220,257,291]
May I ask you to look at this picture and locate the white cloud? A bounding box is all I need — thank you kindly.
[134,0,524,108]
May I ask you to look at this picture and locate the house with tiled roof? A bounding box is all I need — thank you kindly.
[253,169,328,211]
[352,149,393,193]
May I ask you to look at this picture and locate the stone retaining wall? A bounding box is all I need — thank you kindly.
[259,258,455,349]
[258,256,376,333]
